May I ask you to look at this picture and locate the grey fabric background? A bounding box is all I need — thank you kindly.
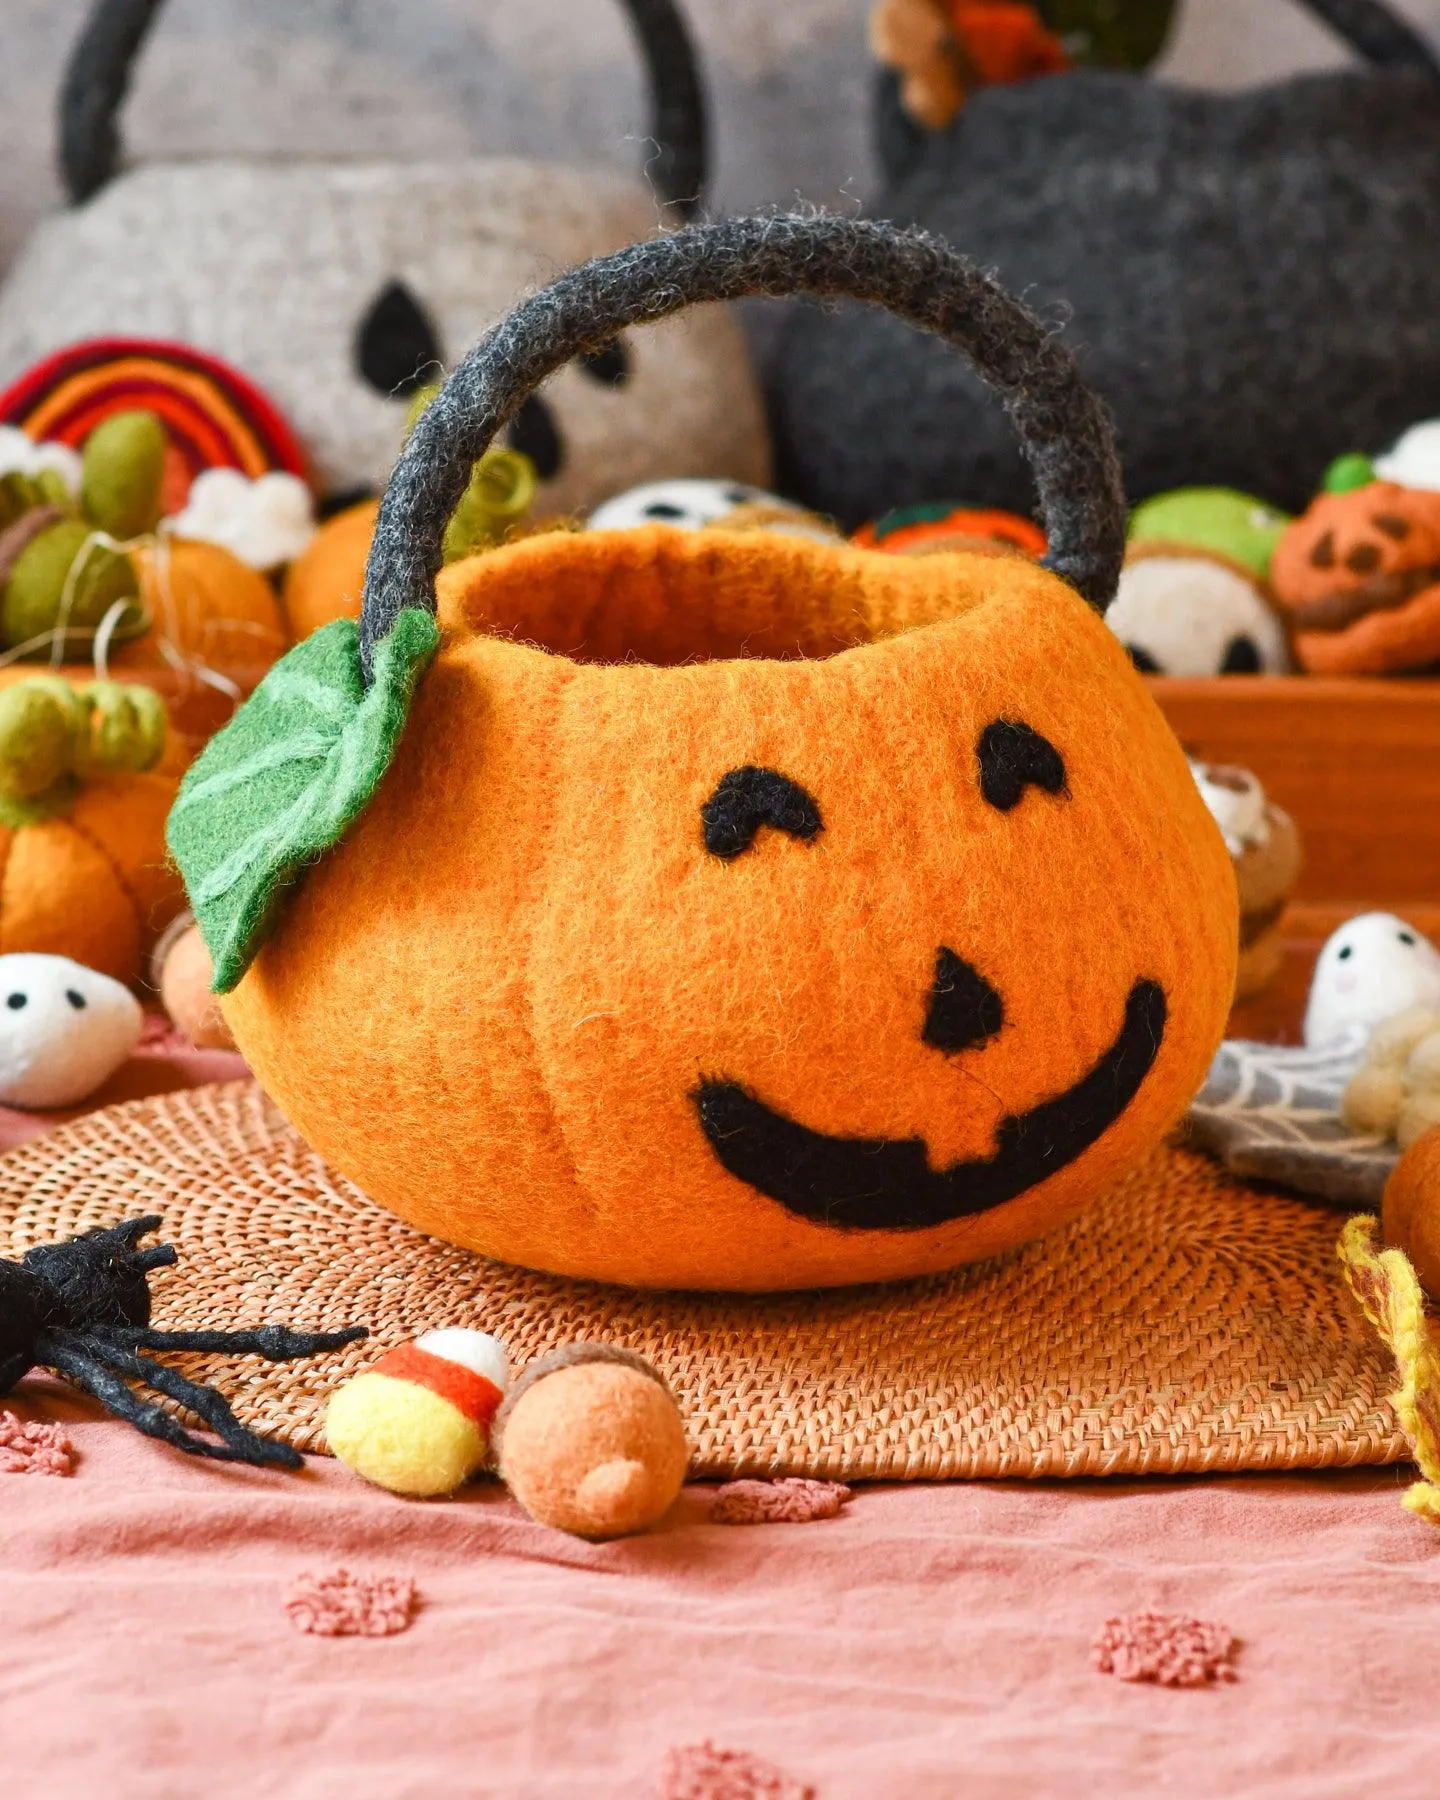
[3,0,1439,275]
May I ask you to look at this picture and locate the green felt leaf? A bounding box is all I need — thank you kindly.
[167,608,440,994]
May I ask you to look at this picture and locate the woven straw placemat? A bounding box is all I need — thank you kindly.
[0,1079,1406,1479]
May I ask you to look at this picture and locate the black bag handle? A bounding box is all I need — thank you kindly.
[60,0,710,215]
[359,210,1127,679]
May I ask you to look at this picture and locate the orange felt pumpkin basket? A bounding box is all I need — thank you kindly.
[169,214,1236,1294]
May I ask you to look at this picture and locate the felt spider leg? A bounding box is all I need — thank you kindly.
[121,1324,367,1360]
[101,1341,305,1469]
[35,1331,298,1468]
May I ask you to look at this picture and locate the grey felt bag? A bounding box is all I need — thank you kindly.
[772,0,1440,526]
[0,0,768,515]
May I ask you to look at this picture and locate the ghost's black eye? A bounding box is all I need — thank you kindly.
[6,992,26,1010]
[1220,635,1262,674]
[702,767,823,860]
[66,989,87,1010]
[644,502,688,519]
[1126,644,1162,674]
[579,337,630,386]
[1399,931,1417,946]
[506,394,563,481]
[977,721,1067,812]
[354,280,444,398]
[1337,944,1354,960]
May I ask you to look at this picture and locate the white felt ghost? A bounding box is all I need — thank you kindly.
[1303,914,1440,1049]
[0,955,142,1109]
[1374,420,1440,493]
[588,478,772,531]
[1108,554,1290,676]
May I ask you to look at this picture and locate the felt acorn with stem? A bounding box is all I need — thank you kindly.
[0,673,183,984]
[169,212,1235,1295]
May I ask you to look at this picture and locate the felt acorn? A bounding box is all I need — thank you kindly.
[495,1344,688,1541]
[325,1329,509,1498]
[152,912,234,1050]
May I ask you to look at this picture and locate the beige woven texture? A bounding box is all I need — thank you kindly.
[0,1080,1406,1479]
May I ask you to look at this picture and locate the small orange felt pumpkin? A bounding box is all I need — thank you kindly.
[0,676,183,984]
[281,500,378,641]
[1382,1125,1440,1297]
[171,216,1235,1292]
[122,537,290,681]
[1270,481,1440,674]
[852,503,1047,559]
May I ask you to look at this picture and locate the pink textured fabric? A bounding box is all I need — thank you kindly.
[0,1409,73,1476]
[3,1379,1440,1799]
[710,1479,852,1524]
[1093,1612,1238,1687]
[0,1032,247,1150]
[660,1740,814,1799]
[284,1568,416,1638]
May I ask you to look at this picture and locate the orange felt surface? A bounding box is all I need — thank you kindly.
[225,528,1236,1290]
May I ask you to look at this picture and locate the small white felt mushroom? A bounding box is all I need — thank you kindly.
[0,953,142,1108]
[1374,419,1440,493]
[1303,913,1440,1049]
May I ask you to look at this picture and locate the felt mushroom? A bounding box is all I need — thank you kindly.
[1188,761,1301,1000]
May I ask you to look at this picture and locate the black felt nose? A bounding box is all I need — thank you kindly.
[922,948,1004,1053]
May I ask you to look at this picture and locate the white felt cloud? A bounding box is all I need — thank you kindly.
[0,954,142,1109]
[0,425,82,498]
[1304,913,1440,1049]
[169,468,317,570]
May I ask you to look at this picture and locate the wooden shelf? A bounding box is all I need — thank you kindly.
[1151,675,1440,906]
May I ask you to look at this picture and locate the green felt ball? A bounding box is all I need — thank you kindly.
[1322,452,1377,495]
[81,679,167,774]
[1,519,141,652]
[80,409,167,538]
[1127,486,1292,580]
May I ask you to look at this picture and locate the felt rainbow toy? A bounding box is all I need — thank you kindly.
[0,338,308,517]
[325,1329,509,1498]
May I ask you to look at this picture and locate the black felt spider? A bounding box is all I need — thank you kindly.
[0,1216,366,1468]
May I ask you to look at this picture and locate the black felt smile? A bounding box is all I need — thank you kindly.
[693,980,1166,1232]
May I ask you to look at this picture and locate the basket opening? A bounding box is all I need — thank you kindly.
[433,526,1002,667]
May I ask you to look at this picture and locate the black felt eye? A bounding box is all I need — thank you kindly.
[977,721,1067,812]
[579,337,631,386]
[1399,931,1418,946]
[506,394,564,481]
[922,948,1004,1053]
[644,502,688,519]
[702,767,823,860]
[1126,644,1162,674]
[5,992,26,1010]
[1338,944,1354,960]
[354,280,444,399]
[65,989,87,1010]
[1220,635,1262,674]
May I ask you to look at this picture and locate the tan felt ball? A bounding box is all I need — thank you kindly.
[1382,1126,1440,1297]
[496,1345,688,1540]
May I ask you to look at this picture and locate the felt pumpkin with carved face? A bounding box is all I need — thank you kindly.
[168,216,1236,1294]
[1270,481,1440,674]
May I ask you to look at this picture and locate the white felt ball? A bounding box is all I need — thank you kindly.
[588,478,773,531]
[1303,914,1440,1049]
[1374,420,1440,492]
[1108,556,1290,676]
[0,955,143,1109]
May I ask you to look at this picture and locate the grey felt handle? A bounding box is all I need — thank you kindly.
[1296,0,1440,71]
[60,0,710,214]
[359,210,1128,675]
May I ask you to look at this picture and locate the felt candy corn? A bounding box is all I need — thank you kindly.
[325,1329,508,1497]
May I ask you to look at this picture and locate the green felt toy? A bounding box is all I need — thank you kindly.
[1322,452,1378,495]
[1127,487,1292,580]
[0,411,170,655]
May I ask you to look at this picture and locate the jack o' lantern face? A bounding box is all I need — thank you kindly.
[1271,482,1440,672]
[690,742,1168,1232]
[220,531,1235,1291]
